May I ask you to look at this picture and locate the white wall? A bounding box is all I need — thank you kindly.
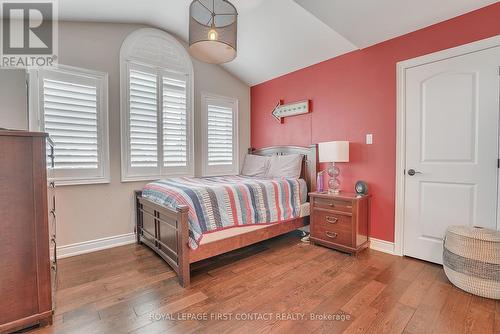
[23,21,250,248]
[0,69,28,130]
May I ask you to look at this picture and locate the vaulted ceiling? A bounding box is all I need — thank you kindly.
[59,0,497,86]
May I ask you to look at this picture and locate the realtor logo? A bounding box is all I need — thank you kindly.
[1,0,58,67]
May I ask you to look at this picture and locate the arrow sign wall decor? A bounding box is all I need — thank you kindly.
[272,100,310,123]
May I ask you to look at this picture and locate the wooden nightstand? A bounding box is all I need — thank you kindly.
[309,192,370,255]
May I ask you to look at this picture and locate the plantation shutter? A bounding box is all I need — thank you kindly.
[123,62,193,180]
[129,69,158,168]
[162,75,187,167]
[43,78,99,169]
[38,67,109,185]
[207,103,234,166]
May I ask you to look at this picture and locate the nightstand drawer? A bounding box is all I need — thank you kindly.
[312,210,352,230]
[314,197,353,213]
[311,224,352,247]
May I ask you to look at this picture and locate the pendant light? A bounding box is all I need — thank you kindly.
[189,0,238,64]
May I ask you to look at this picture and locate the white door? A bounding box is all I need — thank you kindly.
[404,46,500,264]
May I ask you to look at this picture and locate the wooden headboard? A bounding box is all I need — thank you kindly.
[249,145,318,193]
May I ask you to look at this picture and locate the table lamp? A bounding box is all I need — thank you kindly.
[318,141,349,194]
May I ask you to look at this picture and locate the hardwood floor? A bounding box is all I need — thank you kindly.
[29,231,499,334]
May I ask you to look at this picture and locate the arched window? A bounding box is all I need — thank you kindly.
[120,28,194,181]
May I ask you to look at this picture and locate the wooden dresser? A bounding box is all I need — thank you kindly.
[0,131,56,333]
[309,192,370,254]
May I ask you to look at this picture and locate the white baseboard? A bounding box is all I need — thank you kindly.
[57,233,395,259]
[57,233,136,259]
[369,237,396,255]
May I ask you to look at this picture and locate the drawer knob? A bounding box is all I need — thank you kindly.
[328,202,334,207]
[325,216,339,224]
[326,231,338,239]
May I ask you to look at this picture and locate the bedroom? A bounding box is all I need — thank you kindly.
[0,0,499,333]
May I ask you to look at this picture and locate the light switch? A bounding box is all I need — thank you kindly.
[366,134,373,145]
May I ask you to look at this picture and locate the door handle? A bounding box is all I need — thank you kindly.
[407,169,422,176]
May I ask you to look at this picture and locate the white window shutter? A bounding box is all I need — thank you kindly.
[207,104,234,166]
[202,95,238,176]
[38,66,109,185]
[129,69,158,168]
[43,78,99,169]
[162,75,187,167]
[122,61,193,181]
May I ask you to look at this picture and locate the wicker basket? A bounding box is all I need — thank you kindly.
[443,225,500,299]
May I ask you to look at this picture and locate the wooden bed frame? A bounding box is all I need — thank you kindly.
[135,145,318,287]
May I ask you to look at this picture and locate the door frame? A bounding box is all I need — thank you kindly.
[395,35,500,256]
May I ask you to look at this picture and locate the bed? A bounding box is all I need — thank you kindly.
[135,145,318,287]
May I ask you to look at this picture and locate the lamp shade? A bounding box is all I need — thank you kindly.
[189,0,238,64]
[319,141,349,163]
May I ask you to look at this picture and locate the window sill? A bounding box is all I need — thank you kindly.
[54,177,111,187]
[121,173,195,183]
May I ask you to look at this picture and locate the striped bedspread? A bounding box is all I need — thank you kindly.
[142,175,304,249]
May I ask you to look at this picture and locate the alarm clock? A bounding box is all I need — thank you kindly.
[355,181,368,195]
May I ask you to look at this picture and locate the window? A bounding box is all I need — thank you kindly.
[202,93,239,176]
[34,66,109,185]
[120,29,194,181]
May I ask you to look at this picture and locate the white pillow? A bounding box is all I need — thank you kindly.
[266,154,303,179]
[241,154,270,177]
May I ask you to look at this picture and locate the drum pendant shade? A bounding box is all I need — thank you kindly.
[189,0,238,64]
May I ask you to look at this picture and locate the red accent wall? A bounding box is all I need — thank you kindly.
[250,3,500,242]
